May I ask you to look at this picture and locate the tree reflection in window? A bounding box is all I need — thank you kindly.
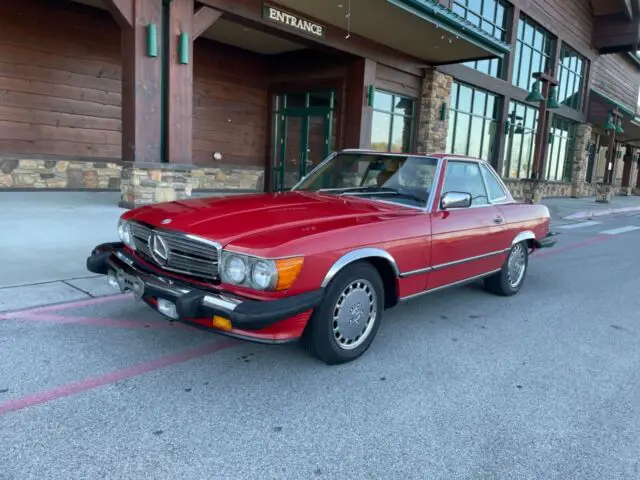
[370,90,415,153]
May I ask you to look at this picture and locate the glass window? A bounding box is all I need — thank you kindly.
[294,152,439,208]
[447,81,500,164]
[557,43,587,111]
[454,0,508,78]
[512,15,556,91]
[442,161,489,206]
[546,116,576,182]
[480,163,507,201]
[370,90,415,153]
[502,101,539,179]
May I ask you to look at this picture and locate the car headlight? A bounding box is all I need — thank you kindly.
[220,251,303,291]
[117,219,136,250]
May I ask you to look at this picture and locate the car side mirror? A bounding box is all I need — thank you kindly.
[440,191,472,210]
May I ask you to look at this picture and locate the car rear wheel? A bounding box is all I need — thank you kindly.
[483,241,529,296]
[303,262,384,365]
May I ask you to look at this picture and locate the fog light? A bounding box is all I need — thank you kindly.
[107,273,119,290]
[212,316,232,331]
[157,299,179,319]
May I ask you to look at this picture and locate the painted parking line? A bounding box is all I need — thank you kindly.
[557,220,602,230]
[0,292,131,320]
[599,225,640,235]
[0,339,239,416]
[7,312,186,330]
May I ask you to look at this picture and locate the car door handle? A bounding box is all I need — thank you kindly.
[493,215,505,224]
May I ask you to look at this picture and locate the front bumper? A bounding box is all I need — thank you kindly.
[534,231,558,249]
[86,243,324,333]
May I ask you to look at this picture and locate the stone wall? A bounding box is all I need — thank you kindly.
[0,158,121,189]
[120,163,264,208]
[503,179,573,201]
[416,68,453,153]
[570,124,592,197]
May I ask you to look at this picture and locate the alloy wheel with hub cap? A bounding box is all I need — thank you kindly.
[484,240,529,296]
[303,262,384,365]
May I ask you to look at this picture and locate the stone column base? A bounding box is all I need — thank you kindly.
[618,186,633,196]
[595,183,613,203]
[118,162,265,208]
[521,180,544,204]
[633,187,640,196]
[119,163,194,209]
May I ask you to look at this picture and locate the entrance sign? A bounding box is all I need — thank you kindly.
[262,4,325,37]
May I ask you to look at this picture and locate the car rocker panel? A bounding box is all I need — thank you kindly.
[86,151,556,364]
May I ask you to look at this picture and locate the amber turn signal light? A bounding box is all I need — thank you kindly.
[275,257,304,291]
[211,316,232,331]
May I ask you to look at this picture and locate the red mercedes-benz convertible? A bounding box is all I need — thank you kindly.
[87,150,556,364]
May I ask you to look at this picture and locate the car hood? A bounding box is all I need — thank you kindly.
[124,191,416,248]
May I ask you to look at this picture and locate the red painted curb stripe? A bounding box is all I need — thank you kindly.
[0,340,238,416]
[5,312,187,330]
[0,293,131,320]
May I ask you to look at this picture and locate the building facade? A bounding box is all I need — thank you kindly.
[0,0,639,205]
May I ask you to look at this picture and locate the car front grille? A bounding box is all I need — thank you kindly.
[128,221,220,281]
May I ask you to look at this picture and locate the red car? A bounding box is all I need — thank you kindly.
[87,150,556,364]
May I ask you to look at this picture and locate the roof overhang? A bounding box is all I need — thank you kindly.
[270,0,510,65]
[591,0,640,53]
[588,88,640,146]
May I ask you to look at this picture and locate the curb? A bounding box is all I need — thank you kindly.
[563,205,640,220]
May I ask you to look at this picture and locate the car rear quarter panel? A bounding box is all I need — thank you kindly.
[496,203,550,242]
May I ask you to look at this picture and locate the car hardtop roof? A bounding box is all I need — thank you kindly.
[337,149,488,163]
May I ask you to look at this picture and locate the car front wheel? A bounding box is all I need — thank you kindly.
[304,262,385,365]
[484,241,529,296]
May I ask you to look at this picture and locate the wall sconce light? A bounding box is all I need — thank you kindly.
[366,85,375,107]
[439,102,447,121]
[179,32,189,64]
[146,24,158,57]
[213,152,222,161]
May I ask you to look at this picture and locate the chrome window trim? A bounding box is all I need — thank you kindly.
[437,157,492,211]
[321,248,400,287]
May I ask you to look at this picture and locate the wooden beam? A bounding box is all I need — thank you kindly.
[344,58,377,149]
[193,6,222,40]
[104,0,133,28]
[118,0,163,163]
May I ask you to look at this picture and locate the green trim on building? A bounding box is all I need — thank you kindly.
[387,0,511,59]
[590,88,636,117]
[627,51,640,69]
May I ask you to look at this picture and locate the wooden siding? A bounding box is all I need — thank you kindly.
[592,53,640,112]
[375,65,421,99]
[0,0,122,159]
[192,39,268,167]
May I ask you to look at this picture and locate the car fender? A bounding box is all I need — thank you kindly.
[321,248,400,288]
[512,230,536,245]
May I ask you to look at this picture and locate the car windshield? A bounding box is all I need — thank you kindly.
[292,152,439,208]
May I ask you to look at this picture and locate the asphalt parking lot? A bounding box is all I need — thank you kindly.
[2,212,640,479]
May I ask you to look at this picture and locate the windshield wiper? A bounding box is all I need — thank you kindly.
[337,186,426,204]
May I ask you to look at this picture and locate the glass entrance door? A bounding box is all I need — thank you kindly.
[271,90,335,191]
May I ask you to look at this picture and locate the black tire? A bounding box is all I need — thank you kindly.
[483,241,529,296]
[303,262,385,365]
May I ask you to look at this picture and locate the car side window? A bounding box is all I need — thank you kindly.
[442,161,488,206]
[480,163,508,202]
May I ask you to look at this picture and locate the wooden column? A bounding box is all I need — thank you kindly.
[344,58,377,149]
[104,0,163,163]
[167,0,221,163]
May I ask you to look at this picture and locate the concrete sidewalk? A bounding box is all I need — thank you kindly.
[542,195,640,223]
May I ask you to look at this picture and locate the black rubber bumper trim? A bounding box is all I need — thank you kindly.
[86,242,124,275]
[89,244,325,331]
[534,231,558,249]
